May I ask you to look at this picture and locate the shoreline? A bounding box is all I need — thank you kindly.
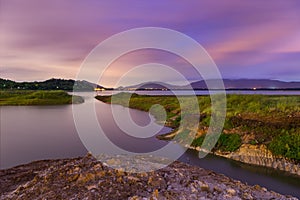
[157,122,300,177]
[182,142,300,177]
[0,90,84,106]
[96,93,300,177]
[156,126,300,177]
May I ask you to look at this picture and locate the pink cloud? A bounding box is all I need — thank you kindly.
[1,0,300,83]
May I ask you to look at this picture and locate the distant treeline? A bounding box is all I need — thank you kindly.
[0,78,110,91]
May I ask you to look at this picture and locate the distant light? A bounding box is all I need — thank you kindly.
[94,88,105,91]
[253,87,256,90]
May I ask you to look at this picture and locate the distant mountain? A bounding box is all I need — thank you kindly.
[189,79,300,90]
[121,82,174,90]
[122,79,300,90]
[3,78,299,91]
[0,78,108,91]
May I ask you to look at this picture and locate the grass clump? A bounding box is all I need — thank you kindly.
[191,135,205,147]
[191,133,242,152]
[215,133,242,152]
[268,131,300,160]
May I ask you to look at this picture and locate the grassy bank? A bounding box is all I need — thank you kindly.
[0,90,84,105]
[96,93,300,162]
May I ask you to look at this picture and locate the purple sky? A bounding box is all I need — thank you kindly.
[1,0,300,87]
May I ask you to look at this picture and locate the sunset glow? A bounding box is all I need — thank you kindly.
[1,0,300,86]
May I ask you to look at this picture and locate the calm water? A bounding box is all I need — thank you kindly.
[1,91,299,197]
[97,90,300,96]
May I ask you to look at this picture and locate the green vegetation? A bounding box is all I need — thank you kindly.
[269,131,300,160]
[216,133,242,152]
[96,93,300,161]
[191,133,242,152]
[0,78,108,91]
[0,90,84,105]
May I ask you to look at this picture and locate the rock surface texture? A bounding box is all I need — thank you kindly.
[215,144,300,176]
[0,154,298,200]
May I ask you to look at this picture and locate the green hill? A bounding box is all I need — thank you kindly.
[0,78,108,91]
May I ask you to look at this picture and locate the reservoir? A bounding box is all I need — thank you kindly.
[1,91,299,197]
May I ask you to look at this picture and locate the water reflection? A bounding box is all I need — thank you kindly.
[1,92,299,197]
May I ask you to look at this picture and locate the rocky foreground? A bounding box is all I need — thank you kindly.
[214,144,300,176]
[0,154,298,200]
